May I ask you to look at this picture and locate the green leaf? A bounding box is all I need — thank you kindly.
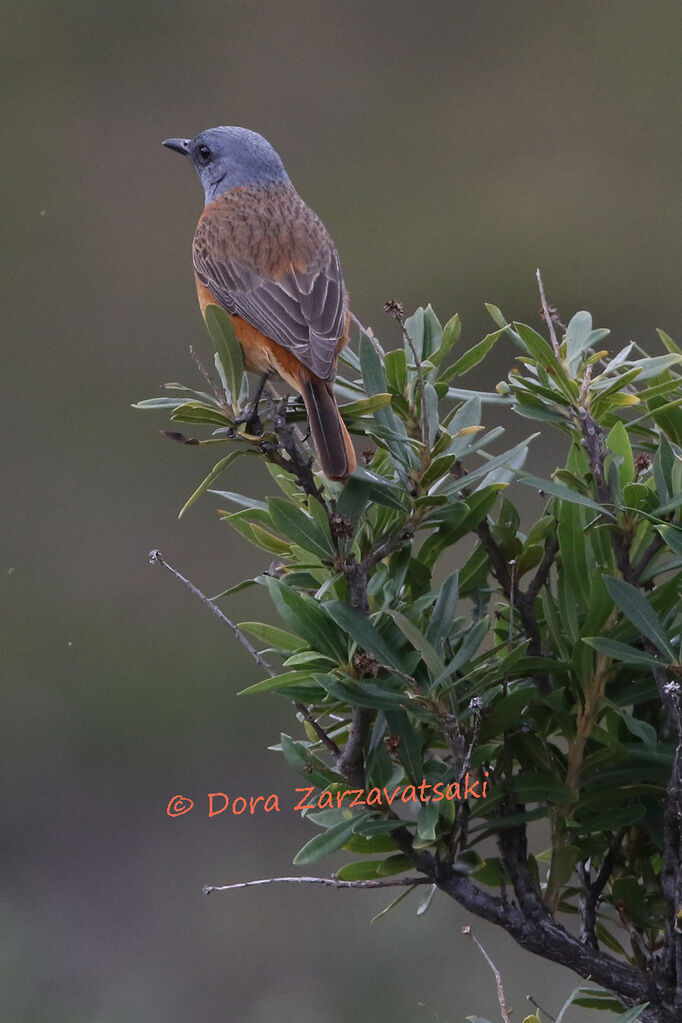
[170,401,233,427]
[421,304,443,362]
[606,420,635,486]
[249,522,294,554]
[238,670,320,695]
[625,353,682,380]
[657,524,682,555]
[320,676,410,710]
[426,571,459,651]
[178,449,248,518]
[343,833,400,854]
[565,309,593,373]
[385,610,445,678]
[350,467,411,511]
[657,328,681,356]
[369,885,417,923]
[132,396,195,409]
[293,812,372,865]
[520,475,611,515]
[440,329,504,379]
[267,497,334,561]
[238,622,306,652]
[204,304,244,410]
[265,578,347,662]
[280,734,340,789]
[385,348,408,395]
[339,393,393,419]
[385,709,426,782]
[436,618,489,686]
[375,853,414,876]
[613,1006,648,1022]
[603,575,675,660]
[423,382,440,446]
[403,306,425,361]
[431,312,461,365]
[324,601,404,671]
[583,637,664,668]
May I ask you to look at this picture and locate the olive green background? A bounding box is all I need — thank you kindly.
[3,1,681,1020]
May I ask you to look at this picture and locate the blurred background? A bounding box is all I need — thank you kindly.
[3,1,681,1020]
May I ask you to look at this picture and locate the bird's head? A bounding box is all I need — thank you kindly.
[163,126,289,204]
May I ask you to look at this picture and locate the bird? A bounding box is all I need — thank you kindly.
[162,126,356,481]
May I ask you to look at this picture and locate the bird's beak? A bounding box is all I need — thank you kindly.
[162,138,191,156]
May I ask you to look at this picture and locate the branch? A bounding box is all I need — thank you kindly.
[462,925,512,1023]
[265,391,327,508]
[204,874,431,895]
[360,522,416,574]
[148,550,273,673]
[149,550,341,758]
[525,533,560,604]
[536,268,560,357]
[437,871,664,1014]
[336,707,374,788]
[296,704,342,758]
[578,827,627,951]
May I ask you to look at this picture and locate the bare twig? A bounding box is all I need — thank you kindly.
[148,550,273,673]
[462,924,513,1023]
[189,344,228,409]
[536,267,560,357]
[203,874,430,895]
[149,550,340,757]
[296,704,342,758]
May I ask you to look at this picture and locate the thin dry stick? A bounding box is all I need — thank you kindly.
[148,550,273,673]
[204,875,430,895]
[462,925,512,1023]
[536,267,560,357]
[148,550,340,757]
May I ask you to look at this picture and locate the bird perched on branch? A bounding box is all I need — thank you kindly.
[163,126,356,481]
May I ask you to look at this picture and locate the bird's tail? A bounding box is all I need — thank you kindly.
[299,375,356,481]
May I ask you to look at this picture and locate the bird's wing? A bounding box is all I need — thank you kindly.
[192,194,347,381]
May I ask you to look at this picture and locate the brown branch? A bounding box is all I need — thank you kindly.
[360,522,416,574]
[336,707,374,788]
[578,827,627,951]
[525,533,560,604]
[296,704,341,758]
[265,391,327,508]
[437,870,664,1014]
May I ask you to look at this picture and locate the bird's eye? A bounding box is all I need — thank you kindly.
[197,145,211,163]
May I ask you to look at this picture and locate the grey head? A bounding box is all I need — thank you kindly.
[163,126,290,204]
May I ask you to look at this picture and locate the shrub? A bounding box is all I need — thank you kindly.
[137,284,682,1023]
